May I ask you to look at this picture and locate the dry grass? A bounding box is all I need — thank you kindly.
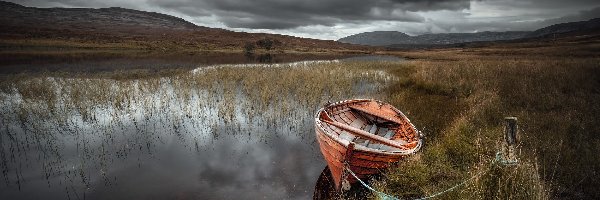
[372,39,600,199]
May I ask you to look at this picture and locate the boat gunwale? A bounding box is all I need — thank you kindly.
[314,99,423,155]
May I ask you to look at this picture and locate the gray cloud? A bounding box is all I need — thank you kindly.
[539,7,600,26]
[148,0,470,29]
[423,5,600,34]
[4,0,600,39]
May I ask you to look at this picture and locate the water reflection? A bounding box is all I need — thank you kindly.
[0,60,396,199]
[0,52,362,74]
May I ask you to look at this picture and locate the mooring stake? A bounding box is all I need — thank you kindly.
[504,117,518,162]
[504,117,518,145]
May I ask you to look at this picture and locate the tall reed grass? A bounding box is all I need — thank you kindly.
[0,60,396,197]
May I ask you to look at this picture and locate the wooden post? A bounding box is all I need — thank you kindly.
[504,117,518,161]
[504,117,518,146]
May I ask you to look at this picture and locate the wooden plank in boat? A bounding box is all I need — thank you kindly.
[363,124,380,148]
[379,145,403,152]
[350,103,405,125]
[372,129,399,150]
[367,141,384,149]
[339,131,356,142]
[384,129,395,139]
[344,111,357,121]
[332,107,350,115]
[350,120,367,144]
[333,114,343,124]
[377,127,389,137]
[359,124,374,146]
[339,114,352,125]
[369,124,378,134]
[354,138,367,145]
[349,118,363,128]
[326,124,342,135]
[323,119,410,150]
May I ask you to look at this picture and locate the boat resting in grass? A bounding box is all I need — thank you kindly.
[314,99,423,191]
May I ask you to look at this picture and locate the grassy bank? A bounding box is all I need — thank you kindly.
[371,40,599,199]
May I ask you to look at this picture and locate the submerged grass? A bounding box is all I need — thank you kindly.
[0,60,398,197]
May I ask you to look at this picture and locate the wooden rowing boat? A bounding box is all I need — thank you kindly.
[314,99,422,191]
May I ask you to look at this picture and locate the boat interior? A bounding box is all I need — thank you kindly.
[319,101,417,152]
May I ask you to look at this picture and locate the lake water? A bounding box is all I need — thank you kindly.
[0,52,403,74]
[0,53,402,199]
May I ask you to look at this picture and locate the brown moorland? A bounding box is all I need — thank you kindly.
[365,31,600,200]
[0,1,375,54]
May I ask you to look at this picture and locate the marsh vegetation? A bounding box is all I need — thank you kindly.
[0,38,598,199]
[375,41,600,199]
[0,59,397,199]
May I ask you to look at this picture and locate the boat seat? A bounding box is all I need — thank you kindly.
[354,123,381,148]
[366,127,390,150]
[380,145,402,152]
[383,129,395,139]
[349,119,364,129]
[339,131,355,142]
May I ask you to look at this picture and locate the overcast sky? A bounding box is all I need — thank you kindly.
[8,0,600,40]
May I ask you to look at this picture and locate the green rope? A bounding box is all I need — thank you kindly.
[346,151,518,200]
[495,151,518,166]
[346,164,398,200]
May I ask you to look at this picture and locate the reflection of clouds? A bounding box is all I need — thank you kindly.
[0,75,325,199]
[192,124,323,200]
[1,61,393,199]
[79,124,323,200]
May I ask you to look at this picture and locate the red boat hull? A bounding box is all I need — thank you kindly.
[314,99,422,190]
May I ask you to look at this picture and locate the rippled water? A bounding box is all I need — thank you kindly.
[0,56,401,199]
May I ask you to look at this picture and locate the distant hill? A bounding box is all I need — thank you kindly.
[527,18,600,38]
[0,1,201,35]
[338,18,600,47]
[338,31,411,46]
[339,31,529,46]
[0,1,371,52]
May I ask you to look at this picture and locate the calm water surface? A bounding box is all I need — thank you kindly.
[0,52,401,74]
[0,54,401,199]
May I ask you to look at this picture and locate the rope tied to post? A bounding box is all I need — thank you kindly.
[345,150,519,200]
[341,117,522,199]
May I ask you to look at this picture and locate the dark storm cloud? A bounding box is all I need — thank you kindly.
[425,5,600,34]
[5,0,600,39]
[147,0,470,29]
[392,0,471,11]
[540,6,600,26]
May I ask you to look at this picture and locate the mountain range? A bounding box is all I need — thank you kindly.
[1,0,599,52]
[338,18,600,47]
[0,1,370,53]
